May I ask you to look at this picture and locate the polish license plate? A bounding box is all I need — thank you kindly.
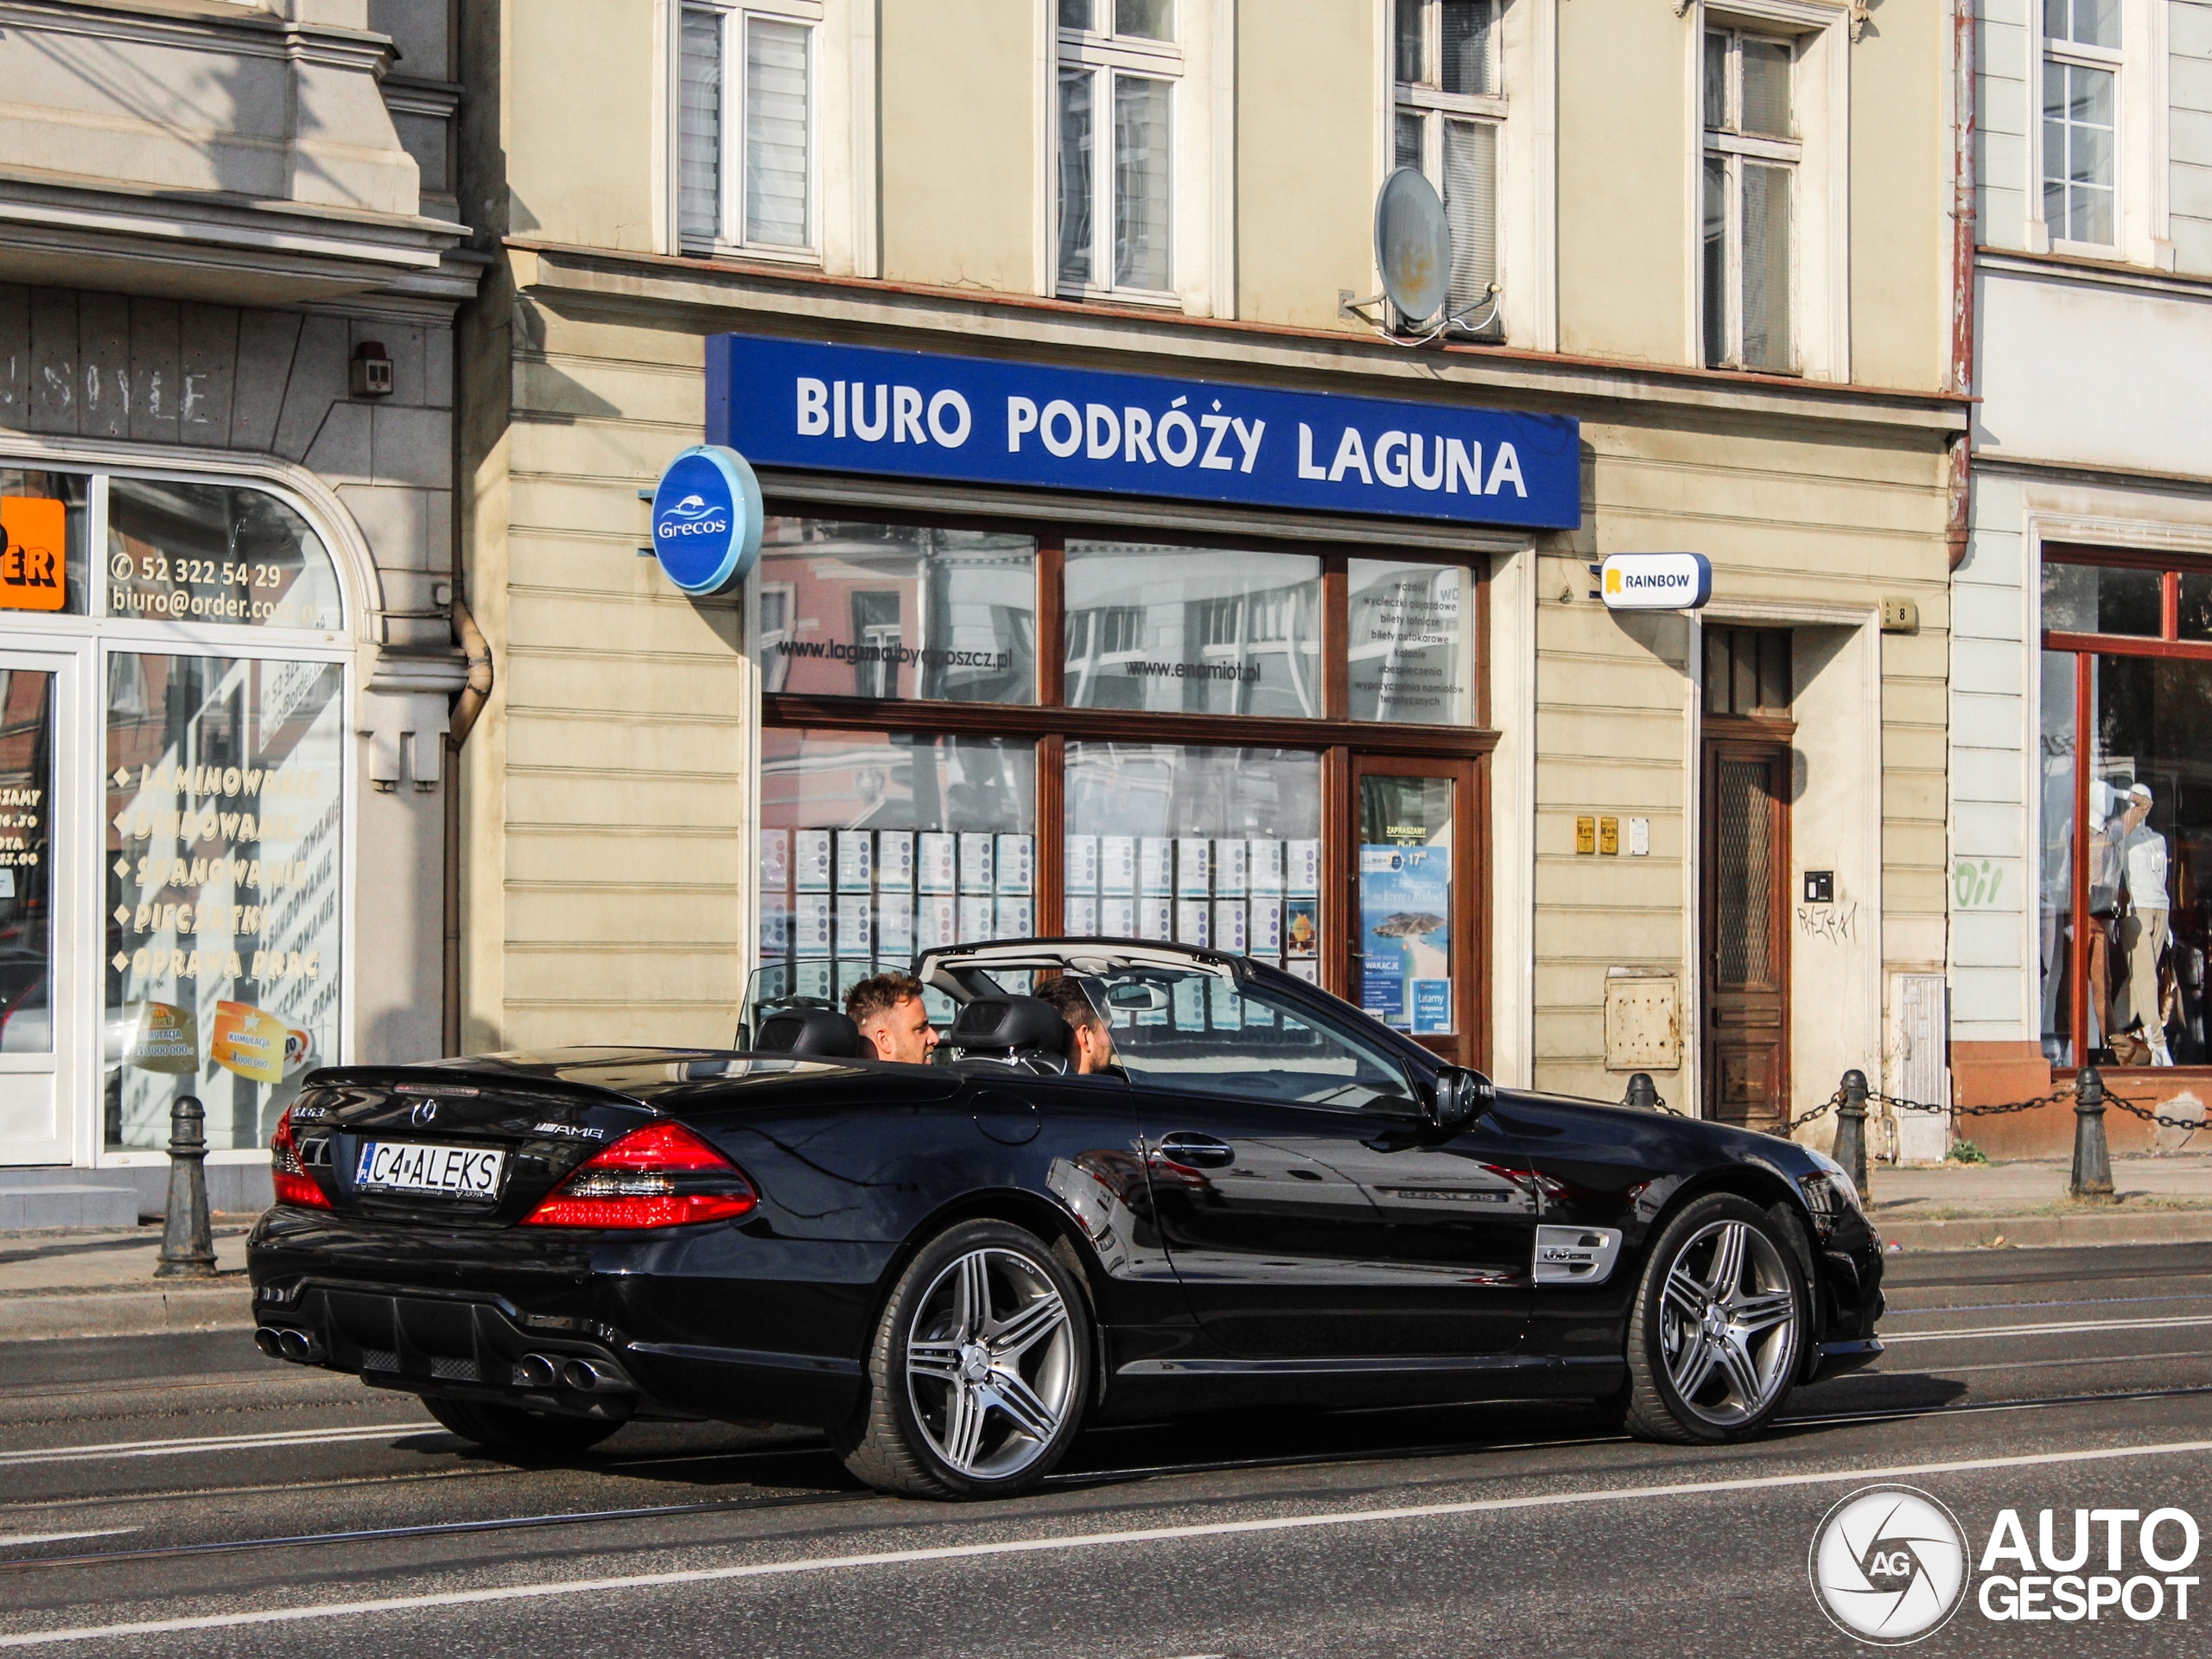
[353,1141,505,1198]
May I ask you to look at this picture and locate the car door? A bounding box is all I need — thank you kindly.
[1109,967,1536,1358]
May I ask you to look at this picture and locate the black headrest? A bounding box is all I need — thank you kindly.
[946,995,1071,1057]
[754,1007,861,1058]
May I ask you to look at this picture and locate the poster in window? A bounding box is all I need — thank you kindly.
[793,830,832,892]
[1139,898,1173,940]
[794,960,834,1003]
[876,830,913,891]
[792,893,832,956]
[996,895,1033,939]
[1284,897,1319,957]
[1213,838,1248,897]
[0,496,67,612]
[1176,838,1212,898]
[917,831,957,893]
[759,893,790,956]
[1139,837,1172,897]
[1065,894,1099,935]
[1287,838,1320,896]
[835,893,873,958]
[1100,897,1135,938]
[122,1002,197,1074]
[1100,835,1136,895]
[877,894,913,960]
[760,829,790,892]
[1249,837,1283,893]
[1359,844,1450,1033]
[1249,897,1283,955]
[917,894,957,951]
[958,894,995,943]
[957,832,995,894]
[1065,834,1100,894]
[836,960,870,1005]
[995,834,1033,895]
[1176,900,1211,946]
[835,831,874,892]
[1213,900,1247,952]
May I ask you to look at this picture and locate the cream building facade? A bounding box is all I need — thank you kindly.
[0,0,478,1222]
[456,0,1963,1142]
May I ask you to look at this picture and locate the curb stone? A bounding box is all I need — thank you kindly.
[1882,1210,2212,1252]
[0,1286,253,1340]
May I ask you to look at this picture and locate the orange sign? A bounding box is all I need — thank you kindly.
[0,497,64,612]
[124,1001,198,1074]
[210,1000,287,1084]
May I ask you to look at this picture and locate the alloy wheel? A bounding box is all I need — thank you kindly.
[904,1245,1077,1479]
[1655,1217,1799,1427]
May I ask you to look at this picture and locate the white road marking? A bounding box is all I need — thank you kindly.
[1884,1313,2212,1344]
[5,1437,2212,1647]
[0,1532,137,1550]
[0,1423,435,1470]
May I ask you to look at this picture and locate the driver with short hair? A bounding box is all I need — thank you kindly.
[1038,976,1122,1077]
[845,972,941,1065]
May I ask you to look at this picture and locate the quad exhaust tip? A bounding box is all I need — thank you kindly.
[561,1357,624,1393]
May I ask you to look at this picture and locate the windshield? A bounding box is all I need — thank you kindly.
[1093,967,1419,1113]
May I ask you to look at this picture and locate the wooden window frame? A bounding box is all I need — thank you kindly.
[757,499,1498,1065]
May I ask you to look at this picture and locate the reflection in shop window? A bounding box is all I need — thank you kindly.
[0,671,54,1052]
[1064,743,1322,980]
[106,480,344,632]
[1064,543,1322,717]
[0,473,87,618]
[758,729,1036,1023]
[104,654,344,1153]
[755,518,1036,703]
[1348,560,1474,725]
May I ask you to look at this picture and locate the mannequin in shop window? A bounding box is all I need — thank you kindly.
[2114,783,2175,1067]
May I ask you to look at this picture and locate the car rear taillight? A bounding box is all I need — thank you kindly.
[269,1108,331,1210]
[520,1120,757,1230]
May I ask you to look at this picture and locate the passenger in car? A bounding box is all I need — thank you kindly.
[1038,976,1122,1077]
[845,972,942,1065]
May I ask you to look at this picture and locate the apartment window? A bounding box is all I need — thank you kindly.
[1057,1,1180,297]
[1701,28,1798,374]
[679,4,816,253]
[1392,0,1503,333]
[2042,0,2119,247]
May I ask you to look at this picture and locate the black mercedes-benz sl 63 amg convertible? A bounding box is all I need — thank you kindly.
[247,939,1883,1499]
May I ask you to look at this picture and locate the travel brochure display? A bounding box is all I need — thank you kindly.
[1359,843,1451,1034]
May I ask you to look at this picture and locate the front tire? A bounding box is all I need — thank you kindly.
[1619,1192,1806,1445]
[836,1219,1092,1499]
[423,1395,623,1459]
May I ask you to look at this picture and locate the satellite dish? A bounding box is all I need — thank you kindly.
[1374,167,1452,326]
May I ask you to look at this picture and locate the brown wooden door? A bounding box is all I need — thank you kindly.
[1701,735,1790,1129]
[1348,754,1482,1068]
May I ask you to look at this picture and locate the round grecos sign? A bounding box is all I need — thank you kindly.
[649,445,764,595]
[1599,551,1712,612]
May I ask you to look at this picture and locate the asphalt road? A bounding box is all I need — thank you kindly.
[5,1243,2212,1656]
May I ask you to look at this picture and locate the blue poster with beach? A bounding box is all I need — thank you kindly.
[1359,844,1451,1033]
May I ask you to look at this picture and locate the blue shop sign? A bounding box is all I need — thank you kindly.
[706,334,1581,531]
[649,444,763,594]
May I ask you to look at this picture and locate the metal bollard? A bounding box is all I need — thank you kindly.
[2070,1066,2115,1201]
[1624,1072,1659,1111]
[155,1095,217,1280]
[1835,1069,1872,1205]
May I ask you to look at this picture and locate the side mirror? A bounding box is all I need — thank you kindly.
[1428,1066,1492,1132]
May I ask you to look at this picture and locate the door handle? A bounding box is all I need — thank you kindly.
[1150,1134,1236,1169]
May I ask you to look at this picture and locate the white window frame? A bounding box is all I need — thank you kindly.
[2026,0,2171,267]
[1037,1,1232,317]
[671,0,878,273]
[1701,25,1803,373]
[1371,0,1555,352]
[1681,1,1849,382]
[1392,0,1509,338]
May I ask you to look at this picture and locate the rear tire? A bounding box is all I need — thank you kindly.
[836,1219,1092,1499]
[423,1395,623,1459]
[1619,1192,1806,1446]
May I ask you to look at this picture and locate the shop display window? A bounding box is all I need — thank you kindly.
[759,728,1035,1019]
[1347,559,1474,725]
[105,653,345,1152]
[1064,542,1321,716]
[756,518,1036,703]
[1064,743,1323,976]
[755,508,1495,1064]
[2041,550,2212,1068]
[0,669,53,1053]
[0,472,87,617]
[107,479,343,632]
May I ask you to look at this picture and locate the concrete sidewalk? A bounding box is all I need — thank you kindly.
[0,1223,255,1340]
